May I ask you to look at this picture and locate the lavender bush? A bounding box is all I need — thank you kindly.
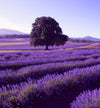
[71,88,100,108]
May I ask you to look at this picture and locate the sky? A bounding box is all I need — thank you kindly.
[0,0,100,38]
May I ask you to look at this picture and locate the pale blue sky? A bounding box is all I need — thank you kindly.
[0,0,100,38]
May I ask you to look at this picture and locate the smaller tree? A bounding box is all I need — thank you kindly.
[30,16,68,50]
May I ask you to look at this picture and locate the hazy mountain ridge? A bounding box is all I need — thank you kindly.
[0,29,26,35]
[0,29,99,42]
[72,36,100,42]
[83,36,100,41]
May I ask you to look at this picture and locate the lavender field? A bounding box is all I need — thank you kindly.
[0,38,100,108]
[0,38,91,51]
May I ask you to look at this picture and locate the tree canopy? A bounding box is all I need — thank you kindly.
[30,16,68,50]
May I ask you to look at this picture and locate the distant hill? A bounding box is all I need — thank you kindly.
[83,36,100,42]
[0,28,25,35]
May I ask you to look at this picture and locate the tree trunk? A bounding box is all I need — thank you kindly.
[45,45,48,50]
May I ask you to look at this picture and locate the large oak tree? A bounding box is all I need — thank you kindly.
[30,16,68,50]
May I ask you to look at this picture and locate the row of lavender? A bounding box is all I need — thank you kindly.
[0,63,100,107]
[0,46,100,63]
[0,56,100,86]
[0,46,100,107]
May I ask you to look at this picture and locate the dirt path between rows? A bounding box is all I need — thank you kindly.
[0,43,100,52]
[0,41,29,45]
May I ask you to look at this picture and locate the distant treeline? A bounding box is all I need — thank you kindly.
[0,34,95,43]
[0,34,29,38]
[68,38,94,43]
